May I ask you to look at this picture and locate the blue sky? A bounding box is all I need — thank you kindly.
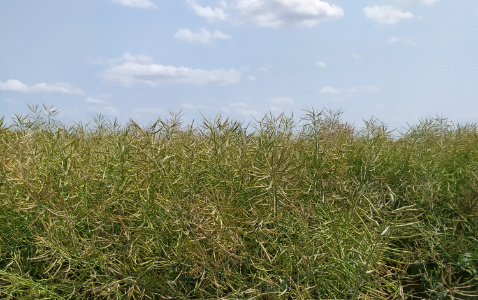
[1,0,477,130]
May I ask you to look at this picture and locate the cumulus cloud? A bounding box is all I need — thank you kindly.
[0,80,29,93]
[100,53,241,86]
[0,79,84,95]
[174,28,231,44]
[187,0,229,22]
[111,0,157,9]
[235,0,344,28]
[364,5,413,25]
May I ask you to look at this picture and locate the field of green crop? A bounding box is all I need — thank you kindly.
[1,105,477,299]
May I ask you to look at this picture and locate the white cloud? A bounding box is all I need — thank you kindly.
[235,0,344,28]
[187,0,229,22]
[320,85,381,95]
[181,103,212,110]
[248,75,257,81]
[174,28,231,44]
[418,0,438,4]
[88,52,154,65]
[268,97,294,105]
[111,0,157,9]
[349,86,382,93]
[387,37,401,44]
[259,64,271,72]
[387,36,415,46]
[86,97,108,104]
[230,102,260,117]
[100,54,241,86]
[269,106,284,114]
[110,0,157,9]
[316,61,327,67]
[86,97,119,115]
[320,86,341,94]
[117,52,155,64]
[131,107,165,120]
[364,5,413,25]
[397,0,438,5]
[0,79,84,95]
[268,97,294,114]
[0,79,28,92]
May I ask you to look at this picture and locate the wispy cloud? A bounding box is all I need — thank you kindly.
[87,52,154,65]
[187,0,229,22]
[351,53,361,60]
[85,97,107,105]
[86,96,119,115]
[320,85,381,95]
[181,103,212,110]
[259,64,271,73]
[348,86,382,93]
[230,102,260,117]
[320,86,341,95]
[110,0,157,9]
[268,97,294,105]
[131,107,165,120]
[387,36,416,46]
[316,61,328,67]
[0,79,84,95]
[174,28,231,44]
[248,75,257,81]
[364,5,413,25]
[396,0,438,5]
[100,53,241,86]
[235,0,344,28]
[268,97,294,114]
[113,52,154,64]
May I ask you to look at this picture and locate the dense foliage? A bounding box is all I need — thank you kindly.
[1,105,477,299]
